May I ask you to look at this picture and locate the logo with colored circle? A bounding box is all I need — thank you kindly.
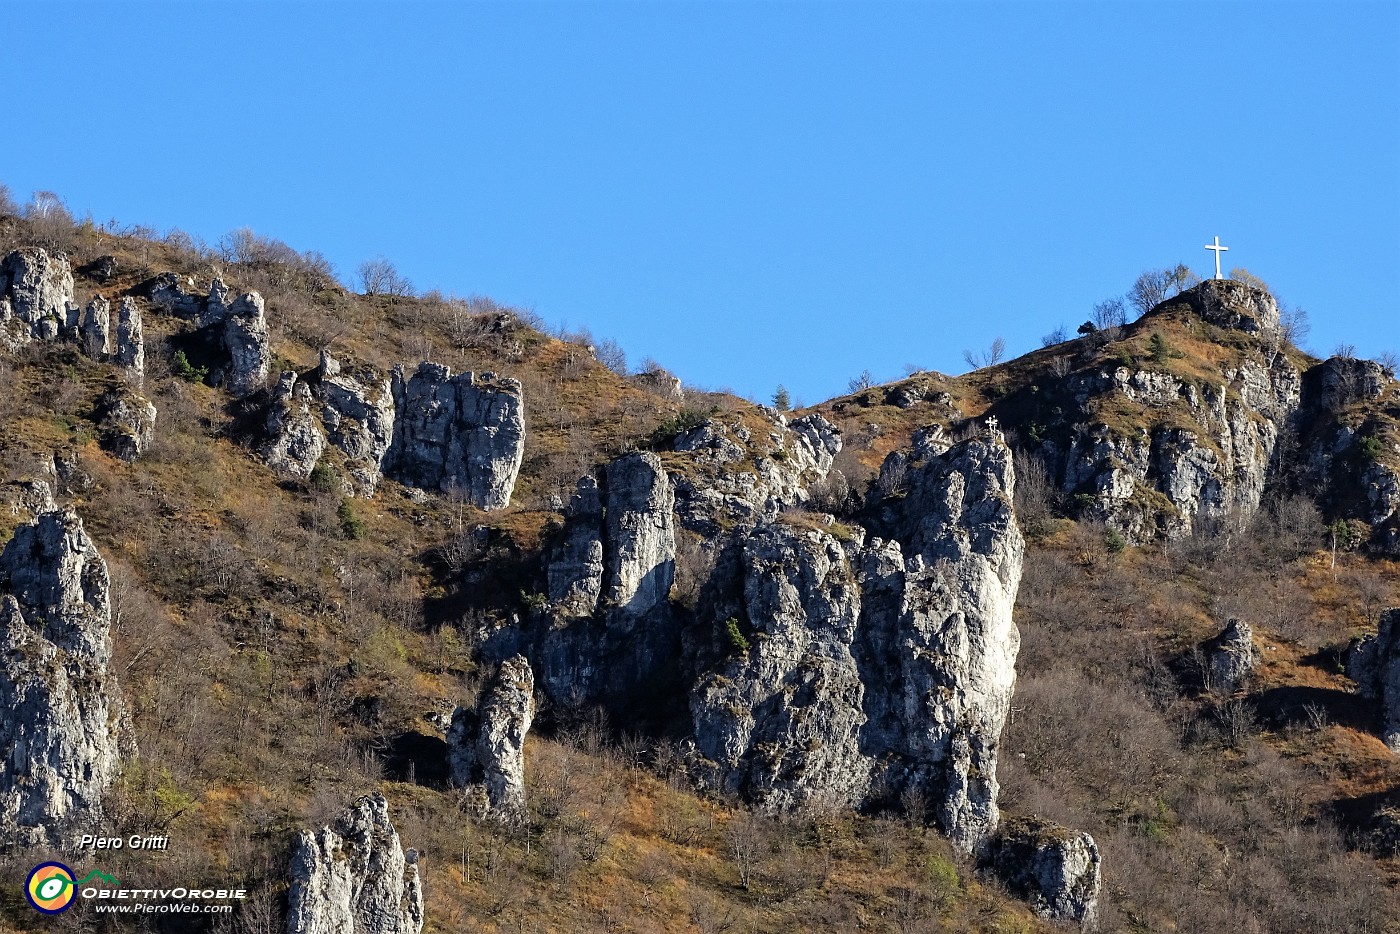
[26,862,76,914]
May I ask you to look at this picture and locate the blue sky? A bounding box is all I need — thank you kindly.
[5,1,1397,405]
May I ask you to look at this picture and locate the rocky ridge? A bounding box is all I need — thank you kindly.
[1044,281,1301,542]
[827,279,1400,552]
[2,226,1398,929]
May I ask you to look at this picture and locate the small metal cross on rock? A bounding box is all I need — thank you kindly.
[1204,235,1229,280]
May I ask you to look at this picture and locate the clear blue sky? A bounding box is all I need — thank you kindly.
[5,1,1397,405]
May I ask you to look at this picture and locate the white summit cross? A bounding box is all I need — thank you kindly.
[1204,235,1229,280]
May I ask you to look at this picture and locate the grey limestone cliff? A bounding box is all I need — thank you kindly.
[447,655,535,819]
[0,504,126,845]
[602,452,676,615]
[865,431,1024,851]
[286,792,423,934]
[689,430,1023,853]
[0,247,75,347]
[535,451,679,706]
[1295,355,1400,552]
[387,363,525,510]
[690,521,869,811]
[1035,281,1302,542]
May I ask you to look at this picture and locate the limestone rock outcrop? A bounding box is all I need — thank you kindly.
[1204,618,1258,694]
[1018,280,1305,543]
[535,452,679,706]
[315,352,396,495]
[222,291,270,397]
[993,817,1102,928]
[114,297,144,380]
[201,275,232,328]
[1178,277,1281,338]
[1291,355,1399,552]
[689,431,1023,853]
[1348,608,1400,752]
[139,271,201,318]
[862,431,1024,851]
[0,247,75,347]
[0,506,126,845]
[96,388,157,463]
[633,366,684,400]
[79,296,110,359]
[386,364,525,510]
[602,452,676,615]
[447,655,535,819]
[264,372,327,480]
[668,412,842,534]
[79,254,117,283]
[545,476,605,617]
[286,792,423,934]
[1057,355,1300,542]
[3,479,56,521]
[1314,356,1388,412]
[690,522,869,811]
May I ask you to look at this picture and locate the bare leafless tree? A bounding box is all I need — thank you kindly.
[357,256,414,297]
[962,335,1007,370]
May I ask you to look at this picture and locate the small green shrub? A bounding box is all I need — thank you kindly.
[724,617,750,656]
[308,461,339,493]
[172,350,208,383]
[1359,435,1384,462]
[1104,527,1127,555]
[337,499,367,540]
[924,854,959,905]
[1149,331,1170,365]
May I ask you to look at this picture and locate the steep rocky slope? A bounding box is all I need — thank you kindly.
[0,205,1397,933]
